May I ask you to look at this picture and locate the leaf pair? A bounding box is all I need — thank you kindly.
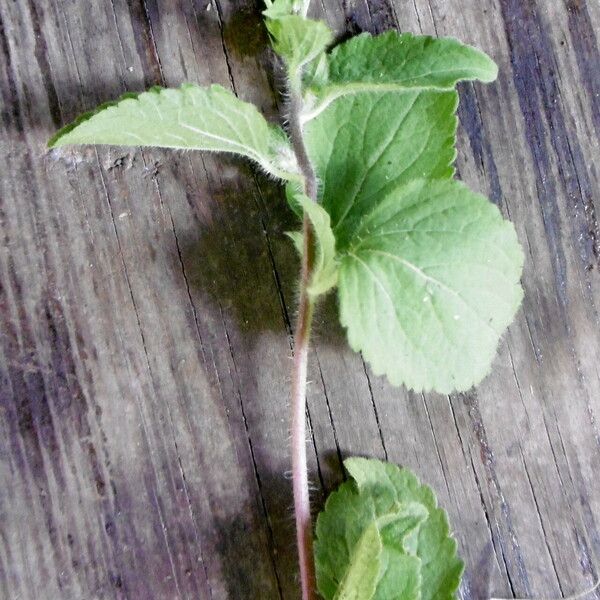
[315,458,463,600]
[295,31,524,393]
[49,15,524,394]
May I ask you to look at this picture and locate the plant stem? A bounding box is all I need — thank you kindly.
[291,261,316,600]
[288,72,318,600]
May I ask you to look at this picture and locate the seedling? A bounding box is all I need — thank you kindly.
[49,0,523,597]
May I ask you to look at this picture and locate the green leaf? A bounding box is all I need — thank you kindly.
[304,89,459,247]
[292,193,338,297]
[315,480,424,600]
[266,15,333,70]
[347,458,464,600]
[315,457,463,600]
[333,522,382,600]
[49,84,298,181]
[337,179,524,393]
[329,31,496,87]
[303,31,497,120]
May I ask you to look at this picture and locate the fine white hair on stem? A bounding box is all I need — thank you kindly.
[307,480,321,493]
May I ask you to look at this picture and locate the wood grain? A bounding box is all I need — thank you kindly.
[1,0,599,598]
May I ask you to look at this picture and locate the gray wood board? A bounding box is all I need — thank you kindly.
[1,0,599,598]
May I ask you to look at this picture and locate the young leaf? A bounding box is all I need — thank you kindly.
[315,477,425,600]
[337,179,524,393]
[49,84,298,181]
[303,31,497,120]
[328,31,496,87]
[266,15,332,70]
[315,457,463,600]
[292,193,338,297]
[344,458,464,600]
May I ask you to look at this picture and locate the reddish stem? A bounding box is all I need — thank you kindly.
[291,226,316,599]
[288,75,319,600]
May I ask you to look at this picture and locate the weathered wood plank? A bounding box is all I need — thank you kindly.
[1,0,599,599]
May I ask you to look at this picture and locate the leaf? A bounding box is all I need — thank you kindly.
[315,480,425,600]
[303,31,497,120]
[345,458,464,600]
[315,457,463,600]
[266,15,332,70]
[292,193,338,297]
[328,31,497,88]
[337,179,524,393]
[49,84,299,181]
[333,523,382,600]
[304,89,459,247]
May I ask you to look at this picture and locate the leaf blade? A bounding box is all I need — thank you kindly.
[49,84,298,181]
[303,31,497,120]
[315,457,463,600]
[337,179,524,393]
[345,458,464,600]
[327,31,497,88]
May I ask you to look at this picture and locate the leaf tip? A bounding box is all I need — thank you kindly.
[467,44,499,83]
[480,54,499,83]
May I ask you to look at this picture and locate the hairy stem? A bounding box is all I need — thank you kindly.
[291,262,316,600]
[288,73,318,600]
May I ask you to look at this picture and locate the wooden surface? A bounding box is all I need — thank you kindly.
[1,0,600,598]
